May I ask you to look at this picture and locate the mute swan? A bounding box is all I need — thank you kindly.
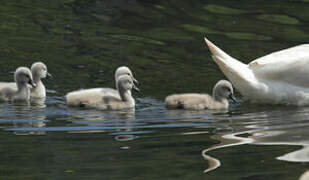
[165,80,236,110]
[0,67,36,102]
[66,74,139,110]
[0,62,51,99]
[204,37,309,106]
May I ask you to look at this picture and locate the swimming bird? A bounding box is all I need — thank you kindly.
[0,62,51,99]
[30,62,51,99]
[66,74,139,110]
[204,37,309,106]
[165,80,236,110]
[0,67,36,102]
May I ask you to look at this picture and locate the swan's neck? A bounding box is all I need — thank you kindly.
[213,87,224,102]
[213,53,255,88]
[16,82,30,100]
[213,94,224,102]
[205,38,265,96]
[33,75,41,83]
[115,77,119,90]
[119,90,135,104]
[215,98,229,109]
[31,80,46,98]
[16,81,26,92]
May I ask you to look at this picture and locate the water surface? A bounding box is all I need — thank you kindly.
[1,0,309,179]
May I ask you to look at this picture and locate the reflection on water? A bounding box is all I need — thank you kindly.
[3,94,309,177]
[1,0,309,179]
[30,98,47,108]
[1,95,309,179]
[13,116,47,136]
[202,130,254,173]
[0,101,47,135]
[202,105,309,173]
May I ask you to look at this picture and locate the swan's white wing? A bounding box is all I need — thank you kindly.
[249,44,309,87]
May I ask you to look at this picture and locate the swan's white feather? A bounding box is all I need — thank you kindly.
[204,37,309,106]
[249,44,309,88]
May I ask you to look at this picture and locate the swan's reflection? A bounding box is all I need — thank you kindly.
[13,115,47,135]
[202,105,309,173]
[0,102,48,135]
[165,108,231,132]
[249,107,309,163]
[202,131,255,173]
[31,97,46,108]
[67,108,138,141]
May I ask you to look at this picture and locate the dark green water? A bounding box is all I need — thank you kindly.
[1,0,309,179]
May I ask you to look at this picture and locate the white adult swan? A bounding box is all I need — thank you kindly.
[0,62,51,99]
[0,67,36,102]
[165,80,236,110]
[204,37,309,106]
[66,74,139,110]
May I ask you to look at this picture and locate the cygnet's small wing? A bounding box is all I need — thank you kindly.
[165,93,211,110]
[66,88,121,107]
[249,44,309,88]
[0,82,17,91]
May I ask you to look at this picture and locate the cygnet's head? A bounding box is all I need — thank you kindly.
[14,67,36,88]
[31,62,52,80]
[212,80,236,102]
[117,74,140,93]
[115,66,138,86]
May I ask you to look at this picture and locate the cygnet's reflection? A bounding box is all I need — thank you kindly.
[30,97,46,108]
[13,115,47,135]
[0,100,48,135]
[67,108,138,141]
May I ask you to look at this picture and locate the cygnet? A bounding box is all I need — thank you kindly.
[30,62,51,99]
[66,74,139,110]
[0,62,51,99]
[165,80,236,110]
[0,67,36,102]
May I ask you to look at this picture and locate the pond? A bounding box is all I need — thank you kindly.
[1,0,309,179]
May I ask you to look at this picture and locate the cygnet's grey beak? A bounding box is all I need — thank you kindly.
[132,77,139,86]
[28,79,36,88]
[229,93,237,103]
[133,85,140,93]
[47,72,52,78]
